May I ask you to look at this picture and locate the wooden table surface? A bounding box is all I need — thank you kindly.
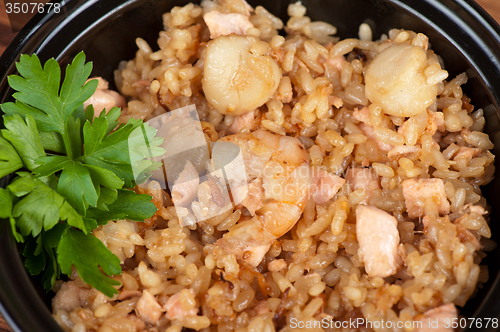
[0,0,500,331]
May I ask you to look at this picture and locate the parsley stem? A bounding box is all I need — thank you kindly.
[62,130,73,159]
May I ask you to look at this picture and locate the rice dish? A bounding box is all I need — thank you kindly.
[51,1,496,331]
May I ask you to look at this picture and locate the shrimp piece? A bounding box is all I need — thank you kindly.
[171,160,200,207]
[84,77,126,116]
[356,205,403,278]
[164,289,199,321]
[202,35,281,116]
[415,304,457,332]
[365,44,446,117]
[232,177,264,215]
[310,168,345,205]
[214,130,311,266]
[402,178,450,218]
[203,10,254,39]
[345,167,380,204]
[136,290,164,325]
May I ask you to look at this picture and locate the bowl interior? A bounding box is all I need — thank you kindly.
[1,0,500,331]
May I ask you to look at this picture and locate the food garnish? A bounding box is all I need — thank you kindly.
[0,52,163,297]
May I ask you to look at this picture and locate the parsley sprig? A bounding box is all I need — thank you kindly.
[0,52,164,297]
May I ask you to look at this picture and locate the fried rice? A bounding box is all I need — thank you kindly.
[51,1,496,332]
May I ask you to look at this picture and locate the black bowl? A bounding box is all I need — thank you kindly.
[1,0,500,331]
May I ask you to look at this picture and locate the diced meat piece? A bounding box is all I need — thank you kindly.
[352,106,371,126]
[171,160,200,207]
[415,304,457,332]
[326,55,345,72]
[359,123,393,152]
[345,167,380,204]
[426,110,445,135]
[84,77,126,116]
[227,111,255,134]
[310,168,345,204]
[136,290,164,325]
[402,178,450,219]
[52,281,92,313]
[356,205,402,278]
[453,146,482,161]
[164,289,198,321]
[387,145,421,161]
[203,11,254,39]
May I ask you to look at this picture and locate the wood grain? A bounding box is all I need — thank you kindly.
[0,1,499,331]
[0,1,16,56]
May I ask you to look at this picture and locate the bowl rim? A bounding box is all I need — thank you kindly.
[2,0,500,331]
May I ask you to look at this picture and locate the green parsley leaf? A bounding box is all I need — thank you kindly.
[86,189,157,225]
[95,186,118,211]
[57,160,99,216]
[84,164,123,189]
[41,224,70,290]
[5,172,36,197]
[0,135,23,178]
[44,223,71,249]
[80,116,163,187]
[34,155,71,178]
[41,248,58,291]
[13,181,64,236]
[12,178,86,236]
[128,123,164,185]
[67,116,83,159]
[83,218,98,232]
[0,188,22,242]
[2,52,163,296]
[0,188,13,219]
[80,116,140,187]
[38,131,65,154]
[23,236,45,275]
[58,228,121,297]
[1,53,98,135]
[2,114,45,171]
